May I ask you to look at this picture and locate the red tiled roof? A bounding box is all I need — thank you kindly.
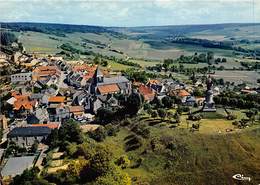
[69,106,84,114]
[31,123,60,129]
[48,96,66,103]
[147,79,160,85]
[139,84,155,101]
[13,96,36,110]
[32,65,61,80]
[97,84,120,94]
[177,90,190,97]
[72,64,97,72]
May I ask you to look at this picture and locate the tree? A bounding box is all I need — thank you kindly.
[46,120,83,150]
[11,167,49,185]
[59,119,83,144]
[89,126,107,142]
[162,96,173,108]
[101,60,108,67]
[105,124,119,136]
[125,93,143,116]
[45,129,59,149]
[94,56,101,64]
[96,107,115,124]
[207,51,214,64]
[158,108,167,120]
[151,110,158,118]
[221,58,227,63]
[151,96,163,108]
[115,155,130,169]
[193,88,204,97]
[246,109,258,124]
[81,145,113,181]
[0,32,17,46]
[93,165,131,185]
[174,112,181,123]
[30,140,39,153]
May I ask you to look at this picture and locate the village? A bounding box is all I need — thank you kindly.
[0,47,259,184]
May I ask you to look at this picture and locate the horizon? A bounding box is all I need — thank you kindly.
[1,21,260,28]
[0,0,259,27]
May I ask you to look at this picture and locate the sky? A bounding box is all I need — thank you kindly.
[0,0,259,27]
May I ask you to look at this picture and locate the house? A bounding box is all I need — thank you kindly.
[67,64,97,88]
[184,96,196,106]
[69,106,84,117]
[176,89,191,102]
[12,94,37,118]
[48,96,66,104]
[32,65,61,83]
[138,84,155,102]
[7,126,51,147]
[48,96,69,122]
[11,72,32,83]
[90,66,131,95]
[72,91,88,106]
[89,94,119,114]
[146,79,167,95]
[26,109,49,124]
[0,52,8,62]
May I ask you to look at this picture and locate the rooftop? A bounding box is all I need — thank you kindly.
[13,96,36,110]
[177,89,190,97]
[1,156,35,177]
[97,84,120,94]
[30,123,60,129]
[8,126,51,137]
[138,84,155,101]
[48,96,66,103]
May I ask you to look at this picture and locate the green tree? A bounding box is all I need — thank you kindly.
[89,126,107,142]
[125,93,143,116]
[158,108,167,120]
[174,112,181,123]
[115,155,130,169]
[162,96,173,108]
[94,56,101,64]
[30,140,39,153]
[93,165,131,185]
[96,107,115,124]
[59,119,83,144]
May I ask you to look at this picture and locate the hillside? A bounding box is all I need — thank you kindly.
[102,112,260,185]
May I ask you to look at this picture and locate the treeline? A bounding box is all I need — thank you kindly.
[168,36,260,57]
[124,68,159,83]
[165,52,227,65]
[169,36,233,49]
[0,32,17,46]
[81,38,107,48]
[240,62,260,70]
[115,59,141,68]
[0,22,124,37]
[59,43,95,55]
[214,91,260,109]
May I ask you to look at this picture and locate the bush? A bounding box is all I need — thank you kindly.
[105,124,119,136]
[158,108,167,120]
[151,110,158,118]
[89,126,107,142]
[115,155,130,169]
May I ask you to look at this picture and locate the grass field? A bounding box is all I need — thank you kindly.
[102,110,260,185]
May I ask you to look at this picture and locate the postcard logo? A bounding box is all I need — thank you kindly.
[232,174,251,182]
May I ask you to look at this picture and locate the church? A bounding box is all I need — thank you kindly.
[89,66,132,95]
